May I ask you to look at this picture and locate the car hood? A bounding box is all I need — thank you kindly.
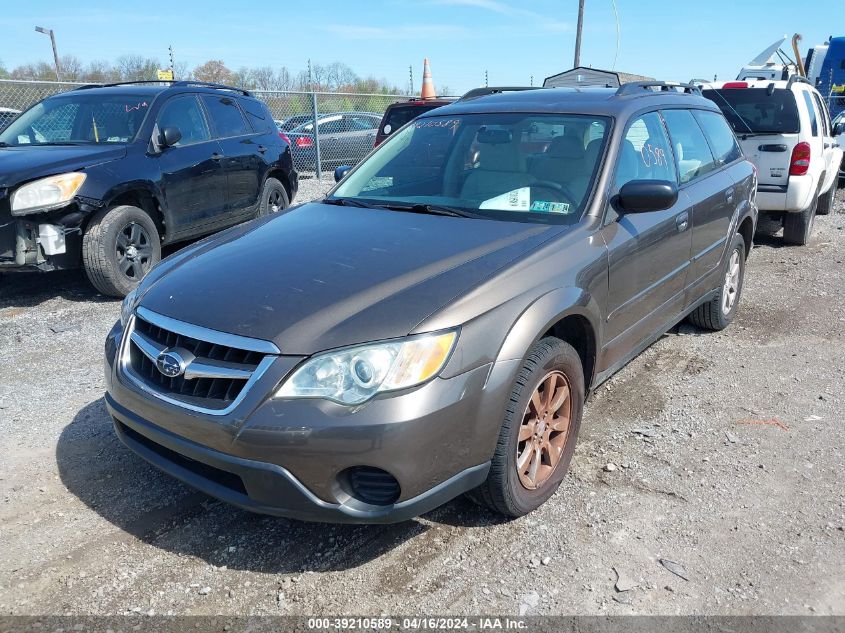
[0,144,127,188]
[137,202,558,354]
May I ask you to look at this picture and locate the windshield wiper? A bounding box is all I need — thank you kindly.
[322,197,378,208]
[378,203,476,218]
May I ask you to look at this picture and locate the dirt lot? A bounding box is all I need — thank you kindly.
[1,185,844,618]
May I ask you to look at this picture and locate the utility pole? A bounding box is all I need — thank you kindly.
[169,45,175,78]
[573,0,585,68]
[409,65,414,95]
[485,69,488,87]
[35,26,61,81]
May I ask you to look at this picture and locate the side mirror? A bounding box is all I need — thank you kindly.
[617,180,678,213]
[160,126,182,148]
[833,121,844,136]
[334,165,352,182]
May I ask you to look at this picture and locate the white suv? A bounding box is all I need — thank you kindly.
[701,76,843,245]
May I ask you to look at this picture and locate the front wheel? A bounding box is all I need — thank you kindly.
[472,337,584,517]
[82,205,161,297]
[687,233,746,331]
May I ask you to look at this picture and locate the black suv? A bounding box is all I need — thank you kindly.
[106,83,757,522]
[0,81,297,296]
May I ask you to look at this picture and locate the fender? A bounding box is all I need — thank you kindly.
[494,285,603,384]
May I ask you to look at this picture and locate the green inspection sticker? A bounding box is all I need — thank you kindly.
[531,200,571,213]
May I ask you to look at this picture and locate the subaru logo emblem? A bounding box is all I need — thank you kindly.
[156,349,186,378]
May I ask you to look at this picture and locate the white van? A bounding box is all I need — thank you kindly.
[701,76,842,245]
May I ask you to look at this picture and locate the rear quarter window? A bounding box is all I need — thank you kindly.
[239,98,273,134]
[692,110,743,165]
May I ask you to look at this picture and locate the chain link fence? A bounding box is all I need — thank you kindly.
[0,79,413,178]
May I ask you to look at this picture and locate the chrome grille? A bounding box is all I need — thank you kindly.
[120,307,278,414]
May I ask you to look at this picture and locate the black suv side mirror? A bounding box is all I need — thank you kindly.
[160,126,182,148]
[334,166,352,182]
[617,180,678,213]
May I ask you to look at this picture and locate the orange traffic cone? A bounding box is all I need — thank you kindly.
[421,58,437,99]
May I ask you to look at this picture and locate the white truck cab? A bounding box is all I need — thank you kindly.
[701,76,842,245]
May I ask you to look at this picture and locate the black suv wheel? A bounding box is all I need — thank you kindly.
[259,178,290,217]
[82,205,161,297]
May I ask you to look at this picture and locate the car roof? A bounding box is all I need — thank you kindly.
[50,83,255,100]
[420,86,720,120]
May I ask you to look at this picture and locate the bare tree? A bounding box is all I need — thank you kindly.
[116,55,159,81]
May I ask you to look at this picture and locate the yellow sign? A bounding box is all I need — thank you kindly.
[157,69,174,81]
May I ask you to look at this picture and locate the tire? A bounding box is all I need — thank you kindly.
[783,192,818,245]
[472,337,584,518]
[816,182,835,216]
[687,233,746,331]
[258,178,289,217]
[82,205,161,298]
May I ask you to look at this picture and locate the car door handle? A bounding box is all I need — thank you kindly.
[675,212,689,233]
[725,189,735,204]
[211,152,223,161]
[257,145,268,154]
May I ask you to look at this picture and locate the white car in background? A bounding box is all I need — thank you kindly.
[701,76,842,245]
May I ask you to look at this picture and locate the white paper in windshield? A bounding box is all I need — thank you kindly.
[479,187,531,211]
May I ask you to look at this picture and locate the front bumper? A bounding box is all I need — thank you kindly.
[104,321,513,523]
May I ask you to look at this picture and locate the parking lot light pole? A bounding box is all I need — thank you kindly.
[35,26,61,81]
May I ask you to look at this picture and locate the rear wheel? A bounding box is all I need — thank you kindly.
[816,183,835,216]
[783,193,818,245]
[687,233,746,331]
[82,204,161,297]
[472,337,584,517]
[258,177,289,217]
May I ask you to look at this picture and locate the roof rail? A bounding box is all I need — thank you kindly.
[785,75,812,89]
[459,86,539,101]
[73,80,251,96]
[615,81,701,96]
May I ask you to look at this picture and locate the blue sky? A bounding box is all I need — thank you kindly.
[0,0,839,92]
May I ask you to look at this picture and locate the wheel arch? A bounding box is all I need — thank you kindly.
[495,287,602,391]
[100,185,165,239]
[738,215,754,259]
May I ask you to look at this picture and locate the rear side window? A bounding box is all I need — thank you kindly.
[692,110,742,165]
[702,88,800,134]
[615,112,677,190]
[811,93,830,135]
[802,91,819,136]
[201,95,249,138]
[239,98,272,134]
[158,95,210,146]
[662,109,717,184]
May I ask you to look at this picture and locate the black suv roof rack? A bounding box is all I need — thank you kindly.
[73,80,252,96]
[459,86,539,101]
[615,81,701,96]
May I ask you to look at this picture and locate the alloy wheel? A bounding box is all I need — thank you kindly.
[516,370,572,490]
[721,249,741,316]
[268,189,283,213]
[116,222,153,281]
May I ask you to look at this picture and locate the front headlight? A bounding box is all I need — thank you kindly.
[275,330,458,405]
[120,288,138,327]
[11,172,87,215]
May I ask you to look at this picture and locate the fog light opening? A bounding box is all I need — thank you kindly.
[339,466,401,506]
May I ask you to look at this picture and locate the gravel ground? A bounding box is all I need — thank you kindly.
[1,186,844,617]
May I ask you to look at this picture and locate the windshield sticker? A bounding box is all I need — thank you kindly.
[479,187,531,211]
[531,200,571,214]
[125,101,149,113]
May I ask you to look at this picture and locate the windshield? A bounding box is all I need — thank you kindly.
[332,112,610,224]
[0,92,152,146]
[702,88,800,135]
